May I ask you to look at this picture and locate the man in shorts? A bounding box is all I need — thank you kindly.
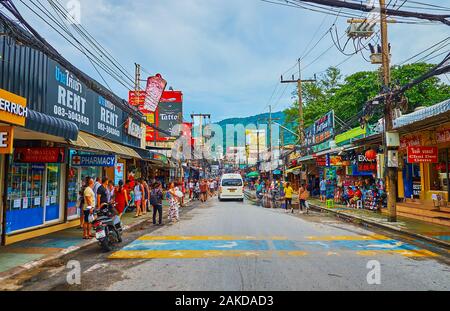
[83,178,95,239]
[320,178,327,202]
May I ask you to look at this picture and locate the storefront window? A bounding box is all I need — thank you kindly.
[6,163,45,233]
[45,164,62,222]
[430,149,449,192]
[67,167,80,220]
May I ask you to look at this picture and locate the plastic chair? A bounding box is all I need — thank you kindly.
[326,199,335,208]
[357,200,363,209]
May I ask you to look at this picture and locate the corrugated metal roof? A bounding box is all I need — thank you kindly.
[393,98,450,129]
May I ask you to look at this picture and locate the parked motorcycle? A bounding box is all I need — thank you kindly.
[90,203,123,252]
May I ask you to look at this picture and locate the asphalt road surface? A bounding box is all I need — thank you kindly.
[15,198,450,291]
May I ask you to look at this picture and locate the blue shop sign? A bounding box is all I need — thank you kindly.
[71,155,116,167]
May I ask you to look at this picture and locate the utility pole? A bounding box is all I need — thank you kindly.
[379,0,397,222]
[281,59,316,143]
[256,119,260,175]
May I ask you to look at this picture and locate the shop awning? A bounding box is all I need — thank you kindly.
[70,131,142,159]
[298,155,314,162]
[133,148,169,166]
[314,147,342,157]
[25,109,79,141]
[286,166,302,174]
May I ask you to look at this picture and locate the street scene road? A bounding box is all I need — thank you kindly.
[15,198,450,291]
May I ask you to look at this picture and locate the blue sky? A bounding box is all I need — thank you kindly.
[9,0,450,122]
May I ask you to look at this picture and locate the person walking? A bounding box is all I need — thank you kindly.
[93,177,102,208]
[133,179,144,217]
[320,177,327,202]
[150,182,164,225]
[107,180,115,203]
[167,182,180,222]
[114,180,129,216]
[83,178,95,239]
[78,176,90,229]
[299,184,309,212]
[209,179,216,197]
[284,182,294,213]
[142,179,150,215]
[188,179,194,199]
[200,179,208,203]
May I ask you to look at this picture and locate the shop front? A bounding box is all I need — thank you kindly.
[5,147,66,234]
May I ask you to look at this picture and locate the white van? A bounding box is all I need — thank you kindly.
[219,174,244,202]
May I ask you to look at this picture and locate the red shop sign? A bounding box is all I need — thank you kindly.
[14,147,65,163]
[407,146,438,164]
[436,128,450,144]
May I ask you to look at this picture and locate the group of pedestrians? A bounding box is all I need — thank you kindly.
[78,175,186,239]
[186,178,219,203]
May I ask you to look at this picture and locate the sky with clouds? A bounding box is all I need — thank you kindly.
[9,0,450,122]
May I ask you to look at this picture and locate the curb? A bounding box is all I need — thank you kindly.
[0,198,194,285]
[309,203,450,250]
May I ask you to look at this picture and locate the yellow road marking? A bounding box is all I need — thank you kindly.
[356,249,438,257]
[109,250,271,259]
[137,236,261,241]
[306,234,391,241]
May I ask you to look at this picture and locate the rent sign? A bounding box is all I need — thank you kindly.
[407,146,438,164]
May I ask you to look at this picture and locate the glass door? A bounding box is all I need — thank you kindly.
[6,163,45,233]
[45,164,62,223]
[67,167,81,220]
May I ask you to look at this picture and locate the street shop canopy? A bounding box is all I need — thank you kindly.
[25,109,79,141]
[134,148,169,167]
[285,166,302,174]
[70,131,142,159]
[394,98,450,131]
[246,171,260,178]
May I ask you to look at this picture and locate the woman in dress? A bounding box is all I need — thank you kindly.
[168,182,180,222]
[114,180,129,217]
[134,179,144,217]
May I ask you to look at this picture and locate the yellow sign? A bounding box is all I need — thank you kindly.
[0,126,14,154]
[0,89,27,126]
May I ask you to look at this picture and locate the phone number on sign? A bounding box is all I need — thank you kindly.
[97,122,120,137]
[53,105,90,126]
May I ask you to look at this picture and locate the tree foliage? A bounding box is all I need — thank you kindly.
[284,62,450,134]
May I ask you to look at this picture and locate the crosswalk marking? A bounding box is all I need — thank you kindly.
[109,235,437,259]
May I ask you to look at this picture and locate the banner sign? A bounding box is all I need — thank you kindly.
[304,125,315,147]
[0,126,14,154]
[400,134,422,151]
[157,91,183,140]
[357,153,377,171]
[14,147,65,163]
[0,88,28,126]
[436,127,450,144]
[125,117,143,139]
[94,95,122,141]
[71,154,116,167]
[114,162,124,185]
[128,90,146,107]
[314,111,334,145]
[144,74,167,112]
[46,60,94,132]
[316,156,328,167]
[335,126,366,145]
[407,146,438,164]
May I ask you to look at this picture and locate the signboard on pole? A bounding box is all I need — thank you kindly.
[407,146,438,164]
[144,74,167,112]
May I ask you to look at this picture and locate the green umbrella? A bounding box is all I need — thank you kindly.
[246,171,260,178]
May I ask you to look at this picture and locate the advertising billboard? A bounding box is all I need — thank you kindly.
[144,74,167,112]
[156,90,183,141]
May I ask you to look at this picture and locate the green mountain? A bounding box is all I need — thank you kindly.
[215,111,297,150]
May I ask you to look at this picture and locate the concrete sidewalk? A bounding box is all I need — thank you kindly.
[0,198,190,284]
